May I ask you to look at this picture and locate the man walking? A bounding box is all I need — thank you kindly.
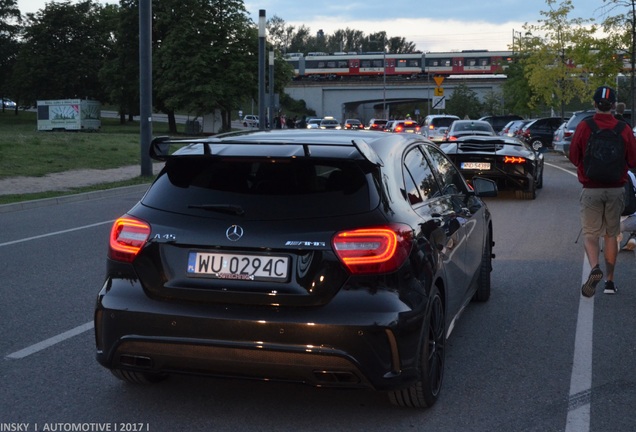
[569,86,636,297]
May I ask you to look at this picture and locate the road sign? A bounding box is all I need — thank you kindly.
[432,96,446,110]
[433,76,445,87]
[434,87,444,97]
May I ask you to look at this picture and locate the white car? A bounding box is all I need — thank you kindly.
[242,115,259,128]
[319,117,342,129]
[2,99,16,109]
[306,118,321,129]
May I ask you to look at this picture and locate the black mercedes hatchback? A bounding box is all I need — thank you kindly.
[94,129,497,408]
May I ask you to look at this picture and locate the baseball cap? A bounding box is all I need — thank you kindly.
[593,86,616,104]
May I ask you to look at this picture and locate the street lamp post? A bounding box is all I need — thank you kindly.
[269,50,274,130]
[258,10,266,130]
[139,0,152,177]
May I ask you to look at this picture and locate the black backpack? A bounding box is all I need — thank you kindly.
[583,119,627,183]
[623,173,636,216]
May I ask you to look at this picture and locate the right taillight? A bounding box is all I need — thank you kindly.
[108,217,151,263]
[332,224,413,275]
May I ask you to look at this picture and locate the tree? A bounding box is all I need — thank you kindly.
[445,83,482,119]
[267,15,295,54]
[11,1,113,105]
[481,89,504,117]
[521,0,618,117]
[153,0,263,133]
[99,0,139,123]
[266,16,418,55]
[601,0,636,113]
[0,0,21,112]
[503,51,540,116]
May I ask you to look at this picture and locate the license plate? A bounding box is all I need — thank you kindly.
[187,252,289,282]
[461,162,491,170]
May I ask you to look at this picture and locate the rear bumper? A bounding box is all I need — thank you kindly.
[94,277,425,391]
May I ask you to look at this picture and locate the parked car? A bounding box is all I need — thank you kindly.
[421,114,460,142]
[343,119,363,130]
[2,98,16,109]
[441,135,544,200]
[552,110,595,156]
[443,120,496,141]
[95,129,497,409]
[478,115,523,134]
[499,119,530,137]
[387,119,421,133]
[519,117,564,151]
[319,117,342,129]
[242,115,259,128]
[366,118,388,130]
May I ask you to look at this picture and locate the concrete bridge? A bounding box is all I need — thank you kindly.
[283,77,506,122]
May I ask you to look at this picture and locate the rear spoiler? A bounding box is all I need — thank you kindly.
[149,135,384,167]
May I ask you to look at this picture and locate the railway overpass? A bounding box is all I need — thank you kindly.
[283,76,506,122]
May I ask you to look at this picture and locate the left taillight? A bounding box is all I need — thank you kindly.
[108,217,151,263]
[332,224,413,275]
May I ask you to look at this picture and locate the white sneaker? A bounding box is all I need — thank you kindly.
[623,238,636,251]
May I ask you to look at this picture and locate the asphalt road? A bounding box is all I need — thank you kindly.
[1,152,635,431]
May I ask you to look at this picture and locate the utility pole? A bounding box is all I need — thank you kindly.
[258,10,266,130]
[139,0,152,177]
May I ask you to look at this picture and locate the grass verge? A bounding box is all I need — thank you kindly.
[0,176,154,205]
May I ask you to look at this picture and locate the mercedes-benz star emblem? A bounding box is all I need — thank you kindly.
[226,225,244,242]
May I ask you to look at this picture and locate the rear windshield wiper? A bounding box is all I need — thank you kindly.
[188,204,245,215]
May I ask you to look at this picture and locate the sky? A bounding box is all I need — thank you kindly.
[16,0,612,52]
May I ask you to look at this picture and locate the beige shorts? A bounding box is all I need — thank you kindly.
[580,187,625,237]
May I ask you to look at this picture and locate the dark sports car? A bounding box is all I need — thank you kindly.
[441,135,544,200]
[94,129,498,409]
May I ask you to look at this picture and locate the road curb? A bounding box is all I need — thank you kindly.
[0,184,150,214]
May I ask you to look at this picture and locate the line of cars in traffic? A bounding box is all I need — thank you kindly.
[241,114,544,200]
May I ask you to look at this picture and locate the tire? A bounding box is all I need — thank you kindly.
[472,232,492,302]
[110,368,167,384]
[536,168,544,189]
[515,178,536,200]
[388,286,445,408]
[531,139,543,151]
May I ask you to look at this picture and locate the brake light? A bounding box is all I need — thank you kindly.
[504,156,526,164]
[332,224,412,274]
[395,125,403,132]
[109,217,151,262]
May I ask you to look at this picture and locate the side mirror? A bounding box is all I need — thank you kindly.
[471,177,498,197]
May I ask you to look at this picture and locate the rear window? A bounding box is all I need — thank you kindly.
[142,158,377,220]
[431,118,457,128]
[567,112,594,129]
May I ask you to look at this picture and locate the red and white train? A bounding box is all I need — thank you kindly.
[285,50,515,80]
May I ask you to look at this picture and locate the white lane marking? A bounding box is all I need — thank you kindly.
[5,321,94,359]
[0,220,113,248]
[2,221,110,358]
[551,160,594,431]
[565,261,595,432]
